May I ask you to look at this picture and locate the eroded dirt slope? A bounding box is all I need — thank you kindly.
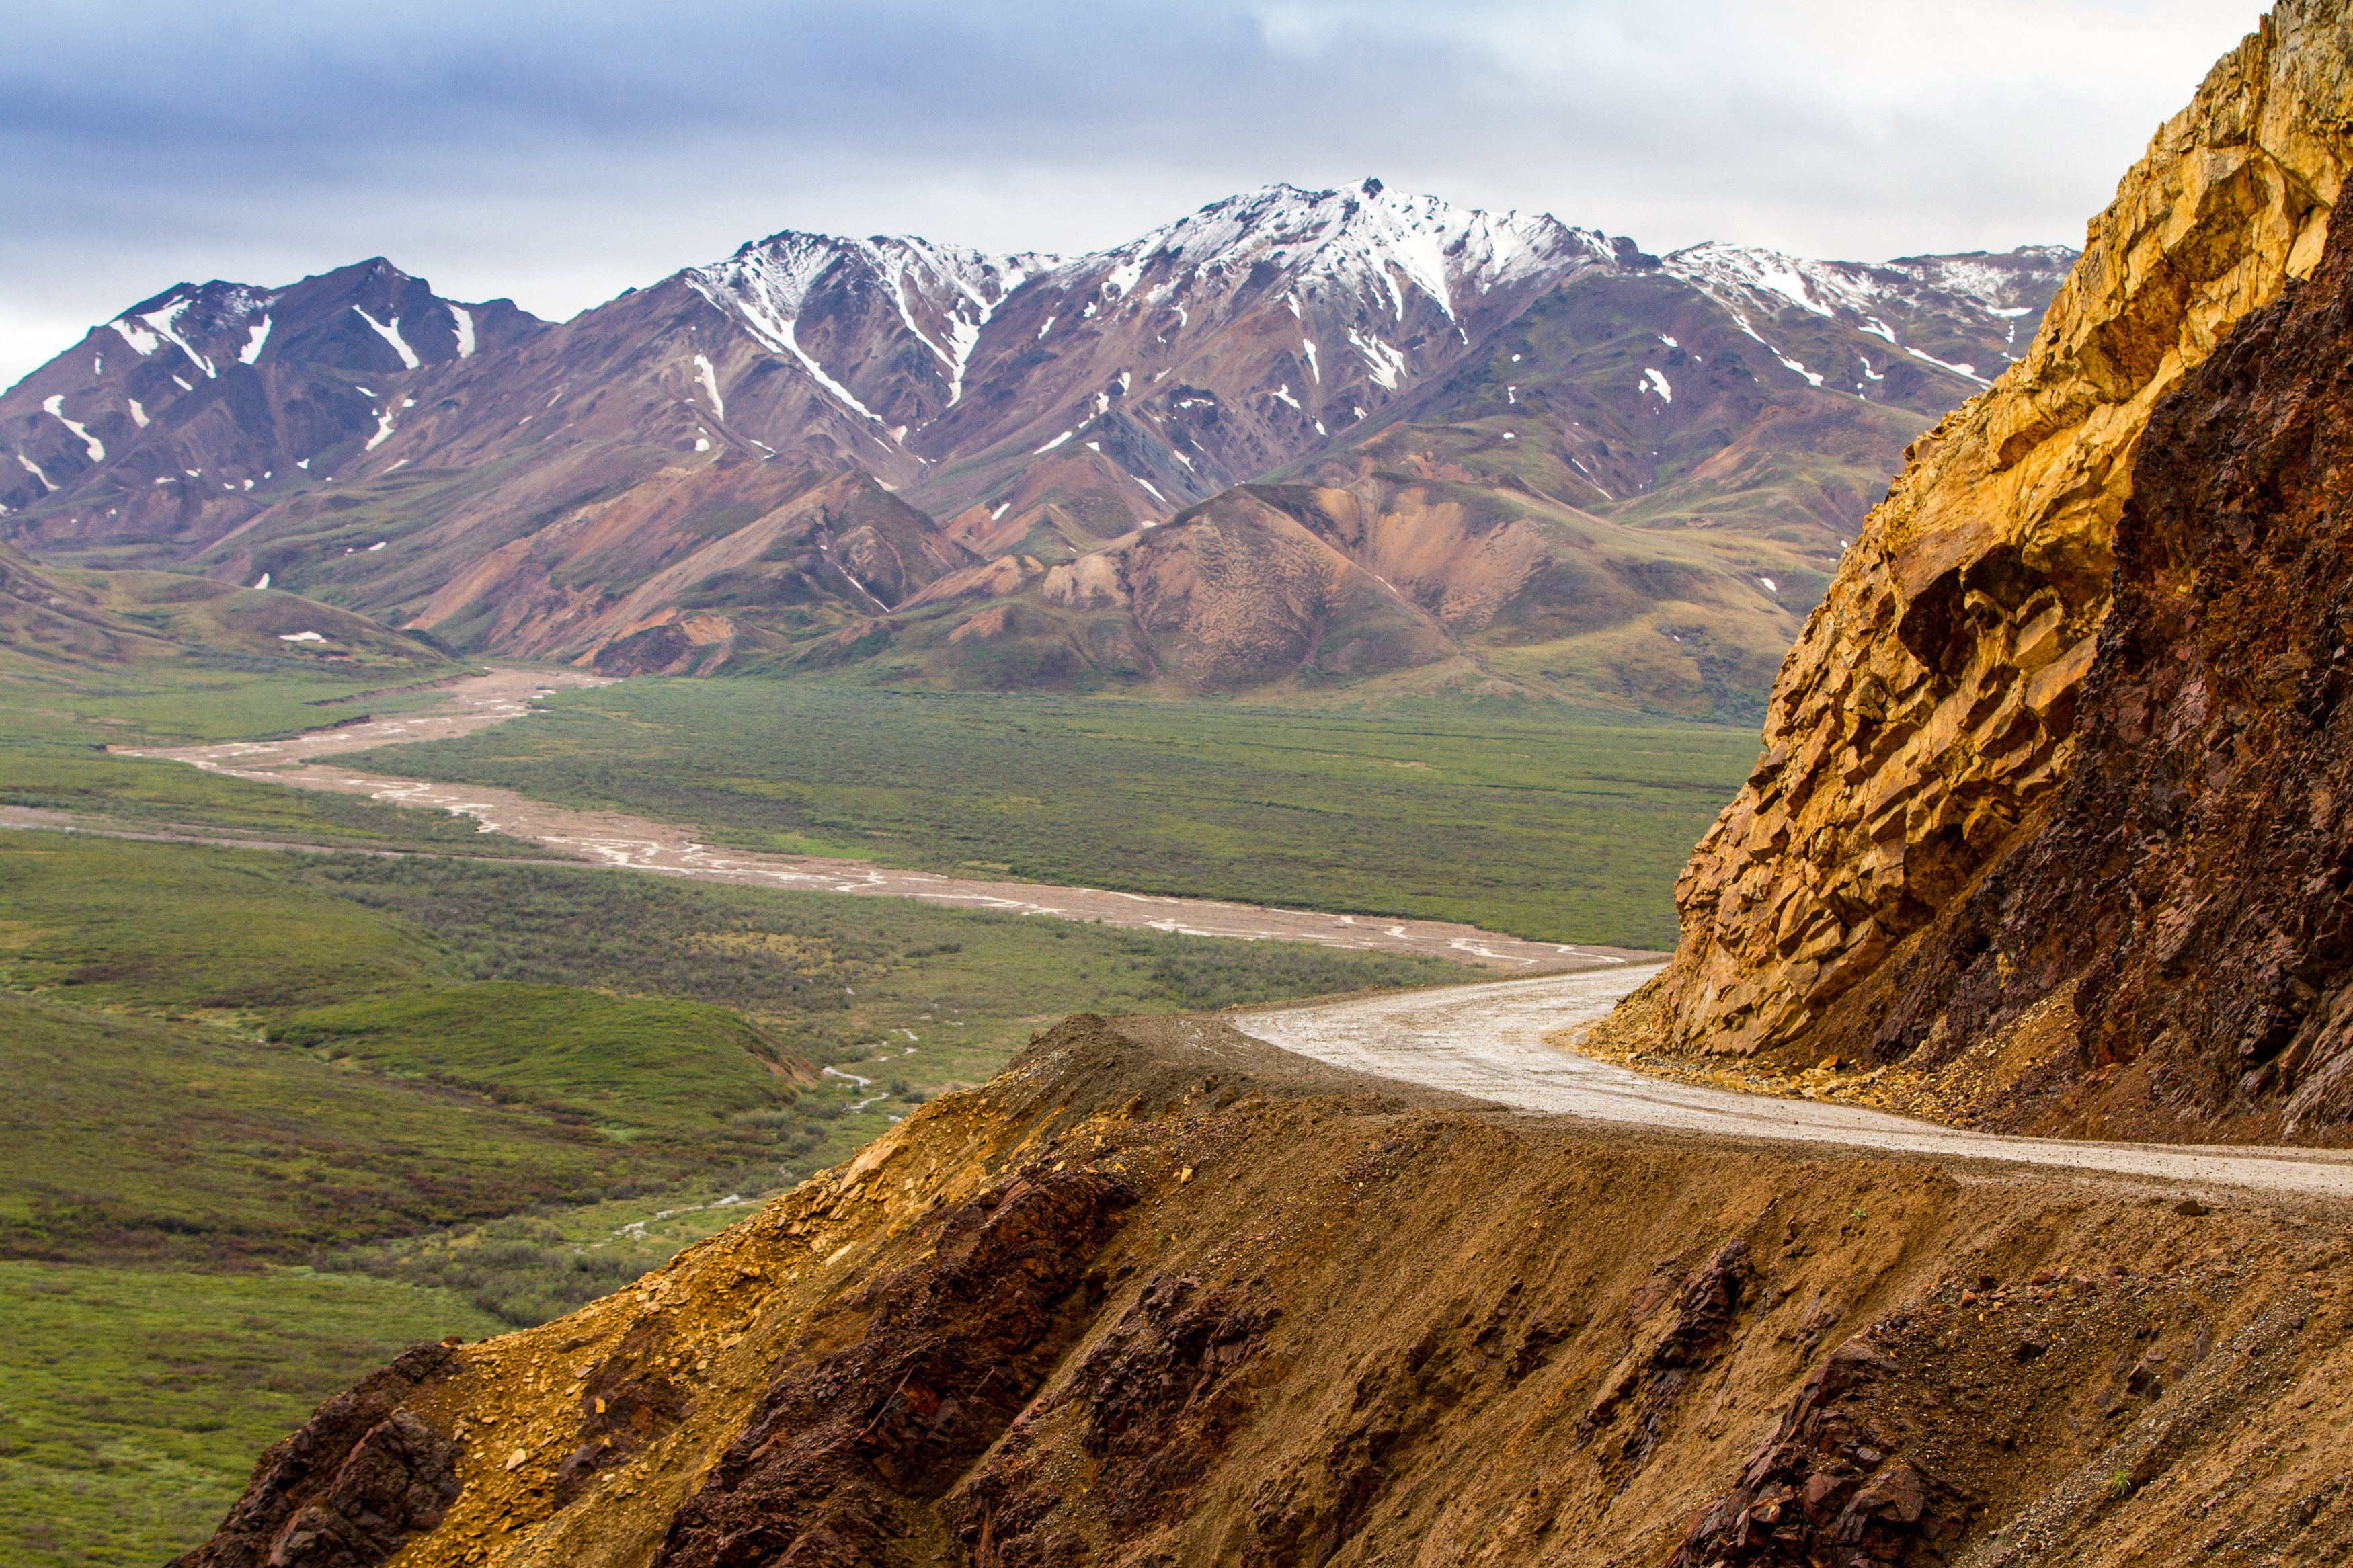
[171,1015,2353,1567]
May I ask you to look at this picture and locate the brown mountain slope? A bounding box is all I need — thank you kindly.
[0,190,2069,705]
[891,183,1624,522]
[202,458,977,675]
[770,485,1463,696]
[756,474,1810,710]
[1605,1,2353,1076]
[167,1016,2353,1568]
[771,244,2067,712]
[1320,261,2012,541]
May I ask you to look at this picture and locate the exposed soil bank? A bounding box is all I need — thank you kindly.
[175,1016,2353,1568]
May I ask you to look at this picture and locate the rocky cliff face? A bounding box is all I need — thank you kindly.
[1735,175,2353,1143]
[1638,2,2353,1069]
[164,1015,2353,1568]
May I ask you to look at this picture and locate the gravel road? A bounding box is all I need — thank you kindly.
[1234,966,2353,1201]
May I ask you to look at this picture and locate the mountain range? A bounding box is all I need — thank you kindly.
[0,181,2072,714]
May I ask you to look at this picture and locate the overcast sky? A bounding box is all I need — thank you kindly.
[0,0,2268,385]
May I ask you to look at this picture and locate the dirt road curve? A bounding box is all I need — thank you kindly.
[1236,967,2353,1201]
[116,668,1648,975]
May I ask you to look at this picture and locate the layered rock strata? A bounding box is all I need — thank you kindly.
[1767,178,2353,1139]
[1647,1,2353,1065]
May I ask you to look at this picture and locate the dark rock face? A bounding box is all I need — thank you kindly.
[951,1272,1282,1560]
[1814,194,2353,1140]
[167,1342,464,1568]
[652,1169,1135,1568]
[1581,1238,1752,1475]
[552,1315,696,1506]
[1669,1335,1971,1568]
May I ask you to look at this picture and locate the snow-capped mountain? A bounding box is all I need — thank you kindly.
[1663,242,2076,386]
[898,179,1624,545]
[685,233,1056,433]
[0,260,541,546]
[0,183,2077,708]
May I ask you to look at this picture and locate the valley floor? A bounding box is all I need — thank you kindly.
[117,667,1658,973]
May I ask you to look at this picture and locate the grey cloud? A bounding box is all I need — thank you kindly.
[0,0,2266,384]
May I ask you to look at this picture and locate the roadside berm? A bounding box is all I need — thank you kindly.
[171,1014,2353,1567]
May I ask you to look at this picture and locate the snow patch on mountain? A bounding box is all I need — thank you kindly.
[130,299,219,378]
[694,353,725,420]
[1903,346,1990,386]
[686,233,1053,423]
[1349,329,1407,390]
[1665,241,2075,369]
[42,396,104,461]
[353,308,422,370]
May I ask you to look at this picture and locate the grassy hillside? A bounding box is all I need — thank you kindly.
[0,1262,506,1568]
[0,996,637,1266]
[325,682,1755,948]
[0,545,472,748]
[3,832,1467,1267]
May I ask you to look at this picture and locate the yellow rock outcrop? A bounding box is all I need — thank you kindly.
[1647,1,2353,1059]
